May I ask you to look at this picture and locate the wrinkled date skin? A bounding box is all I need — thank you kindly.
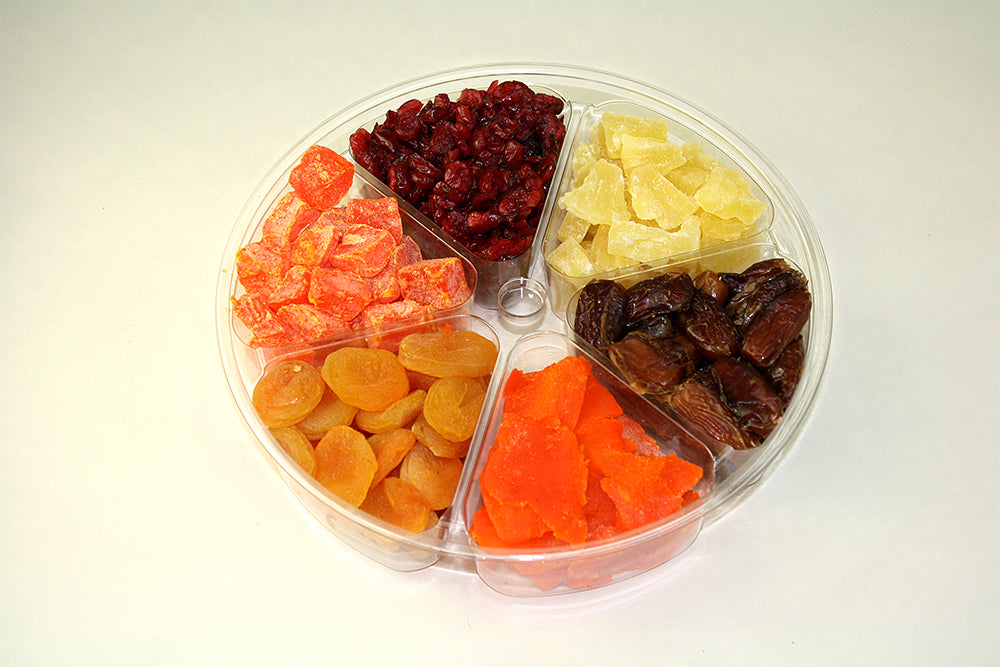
[574,280,626,352]
[607,332,694,395]
[572,257,813,450]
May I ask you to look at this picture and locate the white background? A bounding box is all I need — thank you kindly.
[2,2,997,665]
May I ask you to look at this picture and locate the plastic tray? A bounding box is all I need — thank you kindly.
[216,63,832,597]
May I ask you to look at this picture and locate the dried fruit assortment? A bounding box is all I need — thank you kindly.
[232,146,473,348]
[350,80,566,261]
[470,355,703,549]
[547,112,767,278]
[252,328,498,532]
[573,258,811,450]
[219,66,830,595]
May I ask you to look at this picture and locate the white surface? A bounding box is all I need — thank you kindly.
[1,2,997,665]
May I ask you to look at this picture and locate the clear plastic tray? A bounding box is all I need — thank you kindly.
[216,63,832,597]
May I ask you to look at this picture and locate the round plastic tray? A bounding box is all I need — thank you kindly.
[216,63,832,597]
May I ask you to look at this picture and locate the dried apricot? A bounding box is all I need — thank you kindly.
[367,428,417,485]
[360,478,431,532]
[321,347,409,411]
[313,425,377,506]
[252,359,325,428]
[355,389,426,434]
[269,426,317,475]
[410,413,470,459]
[397,330,498,378]
[399,444,464,511]
[295,387,358,440]
[423,376,486,442]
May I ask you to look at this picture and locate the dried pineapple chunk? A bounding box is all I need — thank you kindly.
[667,163,711,196]
[605,218,701,263]
[571,142,602,187]
[680,141,720,171]
[600,112,671,159]
[618,135,686,176]
[560,158,631,226]
[694,166,766,225]
[696,209,755,242]
[627,165,698,227]
[548,238,595,277]
[591,224,635,273]
[557,212,592,244]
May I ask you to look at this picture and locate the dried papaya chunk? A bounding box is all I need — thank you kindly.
[397,330,498,378]
[360,478,431,532]
[308,267,372,321]
[261,191,320,244]
[314,425,377,506]
[501,355,590,430]
[289,145,354,211]
[399,443,464,511]
[321,346,409,412]
[269,425,317,476]
[397,257,472,309]
[327,224,396,278]
[252,359,325,428]
[347,197,403,243]
[423,376,486,442]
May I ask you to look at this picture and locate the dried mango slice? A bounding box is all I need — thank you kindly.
[289,145,354,211]
[576,374,624,429]
[480,413,588,544]
[314,425,377,506]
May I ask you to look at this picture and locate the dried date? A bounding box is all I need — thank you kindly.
[740,288,811,368]
[729,270,807,330]
[667,378,758,451]
[574,279,626,352]
[694,270,728,305]
[676,289,739,361]
[767,336,805,404]
[711,358,784,439]
[607,332,693,395]
[624,272,694,325]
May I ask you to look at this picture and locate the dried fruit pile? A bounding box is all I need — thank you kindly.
[573,258,811,450]
[547,112,766,277]
[470,356,702,550]
[252,329,498,532]
[232,145,472,348]
[350,80,566,261]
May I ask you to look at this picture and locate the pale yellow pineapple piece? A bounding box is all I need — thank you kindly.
[667,163,711,196]
[599,112,671,159]
[557,212,592,244]
[547,237,595,277]
[627,165,698,228]
[605,217,701,264]
[560,158,631,226]
[696,209,756,242]
[618,135,686,176]
[680,141,720,171]
[694,166,767,225]
[571,141,603,187]
[591,224,636,273]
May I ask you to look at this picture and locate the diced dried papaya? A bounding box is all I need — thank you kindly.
[268,264,311,308]
[261,191,320,244]
[235,236,288,297]
[275,303,349,344]
[617,414,660,456]
[289,145,354,211]
[397,257,472,310]
[308,267,372,320]
[327,224,396,278]
[356,300,426,330]
[233,293,290,348]
[290,208,347,266]
[348,197,403,243]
